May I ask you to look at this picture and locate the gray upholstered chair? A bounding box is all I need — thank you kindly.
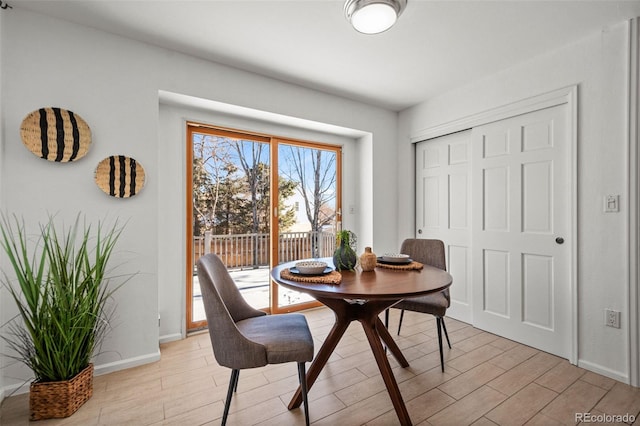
[197,254,314,425]
[385,239,451,372]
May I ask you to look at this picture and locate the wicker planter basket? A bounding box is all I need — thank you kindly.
[29,363,94,421]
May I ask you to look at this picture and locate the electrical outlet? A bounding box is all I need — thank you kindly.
[605,309,621,328]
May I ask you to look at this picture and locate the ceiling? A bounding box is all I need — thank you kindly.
[13,0,640,111]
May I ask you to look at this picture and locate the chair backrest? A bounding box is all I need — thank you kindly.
[400,239,450,302]
[196,253,268,368]
[400,239,447,271]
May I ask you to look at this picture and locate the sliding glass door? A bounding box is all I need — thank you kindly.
[186,124,341,330]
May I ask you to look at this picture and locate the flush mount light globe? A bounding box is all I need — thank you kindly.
[344,0,407,34]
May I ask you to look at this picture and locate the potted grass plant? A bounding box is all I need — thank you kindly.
[0,214,126,420]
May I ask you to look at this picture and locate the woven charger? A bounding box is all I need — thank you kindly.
[280,268,342,285]
[20,107,91,162]
[376,261,424,271]
[95,155,146,198]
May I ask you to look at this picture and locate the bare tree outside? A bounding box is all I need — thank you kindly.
[192,134,234,236]
[206,139,269,267]
[282,145,337,257]
[192,132,338,256]
[230,140,268,235]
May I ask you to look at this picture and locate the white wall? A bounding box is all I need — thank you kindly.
[0,8,398,391]
[398,20,635,383]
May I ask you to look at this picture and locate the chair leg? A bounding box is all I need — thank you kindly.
[383,309,391,353]
[222,369,239,426]
[441,316,451,349]
[436,317,445,372]
[397,309,405,335]
[298,362,310,426]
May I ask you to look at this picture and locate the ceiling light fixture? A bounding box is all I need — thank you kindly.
[344,0,407,35]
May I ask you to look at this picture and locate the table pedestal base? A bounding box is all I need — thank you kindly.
[288,297,412,425]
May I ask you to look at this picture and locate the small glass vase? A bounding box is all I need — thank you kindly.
[333,241,357,271]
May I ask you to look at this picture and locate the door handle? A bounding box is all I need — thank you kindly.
[555,237,564,244]
[418,229,423,234]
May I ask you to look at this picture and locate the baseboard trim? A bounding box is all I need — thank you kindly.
[1,380,30,398]
[159,333,183,344]
[578,359,629,385]
[447,304,472,325]
[1,350,162,397]
[94,350,161,376]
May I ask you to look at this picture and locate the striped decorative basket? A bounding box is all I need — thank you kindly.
[94,155,146,198]
[29,363,94,421]
[20,107,91,162]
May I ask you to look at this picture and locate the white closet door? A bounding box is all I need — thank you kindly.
[471,104,571,358]
[415,131,472,323]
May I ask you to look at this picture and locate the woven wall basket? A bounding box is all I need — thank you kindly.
[29,363,94,421]
[20,107,91,162]
[95,155,146,198]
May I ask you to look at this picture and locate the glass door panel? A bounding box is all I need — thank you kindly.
[189,128,271,330]
[275,143,339,310]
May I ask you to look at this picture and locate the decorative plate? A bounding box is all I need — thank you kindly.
[377,256,413,265]
[94,155,145,198]
[20,107,91,162]
[295,261,329,275]
[381,253,411,263]
[289,266,333,276]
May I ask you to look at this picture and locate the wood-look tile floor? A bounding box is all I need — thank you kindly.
[2,307,640,425]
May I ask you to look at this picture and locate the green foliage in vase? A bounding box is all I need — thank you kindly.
[333,230,358,271]
[0,214,127,383]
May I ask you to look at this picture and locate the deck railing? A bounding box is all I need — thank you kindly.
[193,231,336,270]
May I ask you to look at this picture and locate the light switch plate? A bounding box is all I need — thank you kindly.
[604,195,619,213]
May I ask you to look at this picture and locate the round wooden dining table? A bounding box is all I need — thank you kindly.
[271,257,453,426]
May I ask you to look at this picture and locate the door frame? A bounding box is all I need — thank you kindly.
[410,85,578,364]
[186,123,341,329]
[627,17,639,387]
